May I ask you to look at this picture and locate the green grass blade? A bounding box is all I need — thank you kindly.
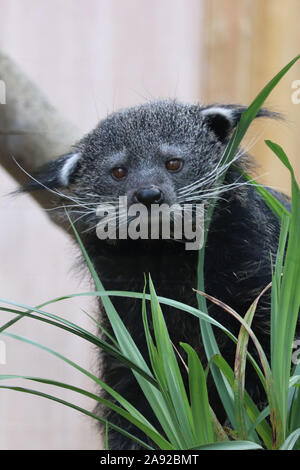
[148,277,196,447]
[0,304,156,386]
[234,166,290,221]
[0,295,78,333]
[222,54,300,168]
[1,290,235,339]
[246,406,270,438]
[288,362,300,447]
[212,354,273,449]
[288,393,300,450]
[1,289,266,390]
[67,208,242,437]
[265,140,300,441]
[196,287,285,448]
[191,440,263,450]
[180,342,215,445]
[141,287,169,396]
[234,282,272,440]
[67,212,185,448]
[197,54,300,430]
[80,307,120,349]
[271,216,290,363]
[0,331,159,430]
[279,429,300,450]
[0,374,173,450]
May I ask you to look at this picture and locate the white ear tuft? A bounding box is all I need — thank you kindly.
[59,152,81,186]
[201,106,236,141]
[201,106,234,122]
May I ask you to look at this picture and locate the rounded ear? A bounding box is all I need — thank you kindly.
[201,104,281,141]
[23,152,82,192]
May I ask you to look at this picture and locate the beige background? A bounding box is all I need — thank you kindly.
[0,0,299,450]
[0,0,204,450]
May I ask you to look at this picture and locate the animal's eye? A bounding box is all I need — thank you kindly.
[112,167,127,180]
[165,159,183,172]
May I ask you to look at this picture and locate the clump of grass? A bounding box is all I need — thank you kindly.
[0,56,299,450]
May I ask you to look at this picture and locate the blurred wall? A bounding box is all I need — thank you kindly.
[0,0,204,449]
[203,0,300,193]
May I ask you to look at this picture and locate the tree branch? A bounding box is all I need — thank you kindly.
[0,50,82,231]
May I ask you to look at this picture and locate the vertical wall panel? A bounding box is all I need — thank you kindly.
[0,0,205,449]
[203,0,300,193]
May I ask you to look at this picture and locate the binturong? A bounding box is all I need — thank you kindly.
[23,100,299,450]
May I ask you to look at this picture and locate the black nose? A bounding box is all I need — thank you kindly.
[134,186,163,206]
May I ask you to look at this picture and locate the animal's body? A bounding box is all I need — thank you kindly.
[26,100,298,449]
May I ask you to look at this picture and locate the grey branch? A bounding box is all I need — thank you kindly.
[0,50,82,231]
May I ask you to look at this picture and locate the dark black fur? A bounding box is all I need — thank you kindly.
[24,100,298,450]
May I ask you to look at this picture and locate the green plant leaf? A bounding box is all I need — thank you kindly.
[234,166,290,220]
[234,282,272,440]
[0,384,154,450]
[0,374,173,450]
[212,354,272,449]
[190,440,263,450]
[0,303,156,386]
[265,140,300,443]
[66,211,185,448]
[197,54,300,431]
[180,342,215,445]
[148,277,196,447]
[279,429,300,450]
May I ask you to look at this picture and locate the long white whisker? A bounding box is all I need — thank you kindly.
[177,172,269,204]
[13,157,93,210]
[178,132,264,197]
[82,208,128,234]
[72,210,96,225]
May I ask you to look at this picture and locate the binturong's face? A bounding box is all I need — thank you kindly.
[25,100,277,248]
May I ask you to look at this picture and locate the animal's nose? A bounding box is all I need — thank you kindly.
[133,186,164,206]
